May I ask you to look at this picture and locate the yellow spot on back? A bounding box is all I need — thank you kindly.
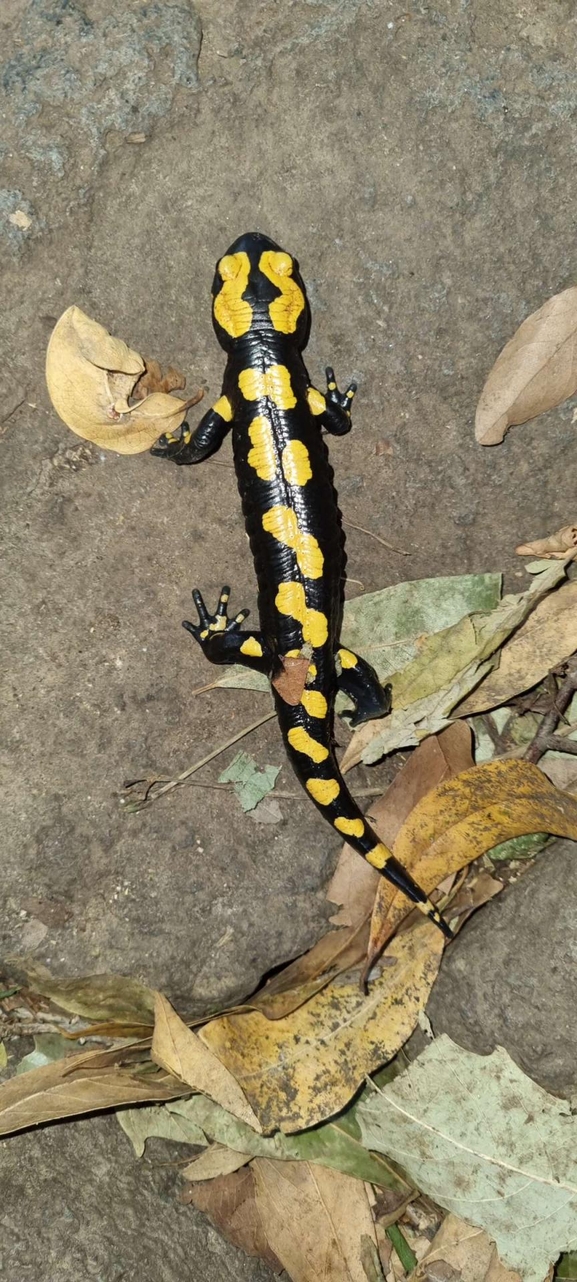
[306,662,317,682]
[259,250,305,334]
[366,842,392,869]
[307,388,326,416]
[282,440,312,486]
[287,726,328,763]
[339,648,358,669]
[334,817,365,838]
[300,690,327,718]
[213,395,233,422]
[238,364,296,410]
[240,636,263,658]
[263,506,323,579]
[306,777,340,805]
[275,581,328,648]
[247,416,277,481]
[213,252,252,338]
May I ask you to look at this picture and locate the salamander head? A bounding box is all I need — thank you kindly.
[211,231,311,352]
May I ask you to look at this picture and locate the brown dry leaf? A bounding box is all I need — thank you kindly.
[366,724,474,970]
[151,992,262,1132]
[516,522,577,558]
[200,920,444,1133]
[271,655,311,705]
[409,1213,522,1281]
[132,358,186,400]
[249,921,371,1020]
[475,285,577,445]
[457,581,577,714]
[0,1043,186,1137]
[444,869,503,926]
[253,1158,377,1282]
[367,757,577,973]
[46,306,202,454]
[184,1166,283,1273]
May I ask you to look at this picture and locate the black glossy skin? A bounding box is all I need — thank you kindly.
[151,232,451,938]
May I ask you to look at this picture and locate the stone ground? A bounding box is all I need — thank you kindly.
[2,0,577,1278]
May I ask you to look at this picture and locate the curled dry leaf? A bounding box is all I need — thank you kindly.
[151,992,262,1132]
[365,723,474,975]
[200,920,444,1134]
[46,305,202,454]
[366,756,577,975]
[475,284,577,445]
[516,522,577,559]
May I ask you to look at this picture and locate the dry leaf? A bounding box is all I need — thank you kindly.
[366,757,577,972]
[253,1159,377,1282]
[444,869,503,925]
[0,1043,185,1137]
[46,306,202,454]
[516,522,577,558]
[185,1166,283,1273]
[341,561,567,771]
[12,961,155,1024]
[366,725,474,971]
[249,921,371,1020]
[182,1144,251,1181]
[271,655,312,705]
[200,921,444,1133]
[410,1214,522,1281]
[151,992,262,1132]
[132,358,186,400]
[475,285,577,445]
[457,581,577,714]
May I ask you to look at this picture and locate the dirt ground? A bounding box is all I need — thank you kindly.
[2,1,577,1278]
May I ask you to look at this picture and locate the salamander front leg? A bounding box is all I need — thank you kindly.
[184,586,272,674]
[336,648,391,728]
[308,366,357,436]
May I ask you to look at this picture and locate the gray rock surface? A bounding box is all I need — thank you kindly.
[2,0,577,1277]
[427,839,577,1098]
[0,1114,276,1282]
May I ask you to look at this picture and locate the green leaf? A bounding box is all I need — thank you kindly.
[15,1033,74,1075]
[0,1043,7,1070]
[215,573,502,692]
[357,1034,577,1282]
[10,961,155,1023]
[385,1224,417,1272]
[344,559,568,769]
[117,1101,207,1157]
[218,751,280,812]
[557,1252,577,1280]
[164,1094,410,1192]
[487,832,550,862]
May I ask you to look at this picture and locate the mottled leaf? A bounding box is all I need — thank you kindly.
[12,961,155,1024]
[117,1100,206,1157]
[200,921,444,1133]
[218,751,280,813]
[358,1036,577,1282]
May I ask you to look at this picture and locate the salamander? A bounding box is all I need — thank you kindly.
[151,231,451,939]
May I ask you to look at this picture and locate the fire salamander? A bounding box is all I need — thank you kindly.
[151,232,452,939]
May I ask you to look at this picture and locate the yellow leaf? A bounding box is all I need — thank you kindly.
[253,1159,377,1282]
[366,759,577,965]
[475,285,577,445]
[151,993,262,1132]
[45,306,198,454]
[409,1212,523,1281]
[200,921,444,1133]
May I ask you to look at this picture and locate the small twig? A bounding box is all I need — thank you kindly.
[343,518,411,556]
[122,710,277,811]
[525,653,577,764]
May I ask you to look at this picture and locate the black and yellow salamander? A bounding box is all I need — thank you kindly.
[151,231,452,939]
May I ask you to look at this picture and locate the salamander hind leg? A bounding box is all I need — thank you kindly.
[336,648,391,728]
[183,586,271,673]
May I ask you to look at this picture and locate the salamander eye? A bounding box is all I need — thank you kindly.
[269,251,293,276]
